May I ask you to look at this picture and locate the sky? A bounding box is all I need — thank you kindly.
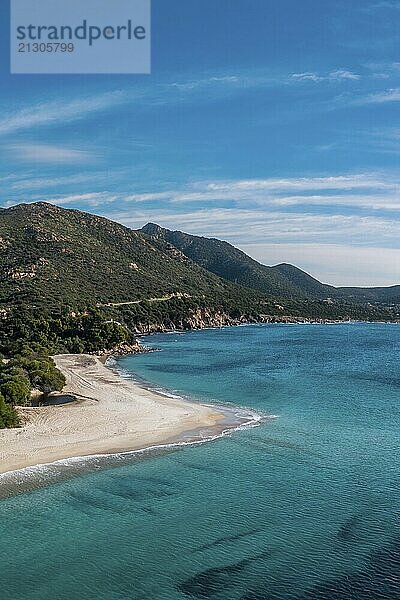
[1,0,400,286]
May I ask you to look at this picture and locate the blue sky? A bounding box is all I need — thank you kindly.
[1,0,400,285]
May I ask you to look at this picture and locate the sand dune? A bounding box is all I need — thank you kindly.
[0,354,227,474]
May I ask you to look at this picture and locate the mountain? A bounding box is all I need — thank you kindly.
[0,203,262,311]
[140,223,338,300]
[272,263,338,298]
[140,223,400,305]
[1,204,398,330]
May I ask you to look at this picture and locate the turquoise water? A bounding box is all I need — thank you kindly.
[1,323,400,599]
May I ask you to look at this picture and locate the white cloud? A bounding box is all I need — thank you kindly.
[201,174,392,192]
[291,69,361,83]
[105,208,400,286]
[109,207,400,244]
[257,193,400,210]
[0,91,126,136]
[0,66,386,142]
[8,172,400,213]
[121,174,400,209]
[9,173,102,190]
[240,243,400,287]
[123,192,173,202]
[330,69,361,81]
[364,1,400,11]
[6,167,135,191]
[0,67,369,140]
[45,192,118,206]
[12,172,399,215]
[168,75,242,92]
[9,143,97,164]
[292,72,323,82]
[0,73,261,137]
[358,87,400,104]
[103,207,400,285]
[23,190,163,207]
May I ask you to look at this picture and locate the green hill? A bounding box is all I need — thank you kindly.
[272,263,338,299]
[0,203,398,336]
[0,203,263,312]
[140,223,338,300]
[140,223,400,305]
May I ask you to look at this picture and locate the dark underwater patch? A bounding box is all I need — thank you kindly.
[240,537,400,600]
[178,552,271,598]
[336,514,363,542]
[99,476,177,501]
[63,490,126,516]
[171,457,223,475]
[195,527,264,552]
[177,561,247,598]
[351,373,400,389]
[62,476,177,517]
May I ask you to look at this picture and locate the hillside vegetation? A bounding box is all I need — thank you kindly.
[141,223,337,300]
[0,203,263,311]
[141,223,400,305]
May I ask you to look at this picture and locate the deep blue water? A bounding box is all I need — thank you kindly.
[1,323,400,599]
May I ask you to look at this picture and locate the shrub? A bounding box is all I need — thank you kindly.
[0,393,20,428]
[30,361,66,395]
[0,375,31,406]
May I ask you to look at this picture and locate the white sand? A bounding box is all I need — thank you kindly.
[0,354,226,474]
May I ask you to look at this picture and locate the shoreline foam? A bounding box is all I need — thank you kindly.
[0,354,263,490]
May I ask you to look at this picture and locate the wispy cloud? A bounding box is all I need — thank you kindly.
[357,87,400,104]
[0,91,127,136]
[291,69,361,82]
[3,192,119,208]
[9,173,104,191]
[167,75,243,92]
[6,173,400,212]
[364,61,400,78]
[4,189,162,208]
[0,67,371,139]
[6,167,136,191]
[330,69,361,81]
[107,206,400,285]
[109,207,400,248]
[35,192,119,207]
[363,1,400,11]
[8,143,97,164]
[120,174,400,209]
[8,172,399,213]
[4,172,400,285]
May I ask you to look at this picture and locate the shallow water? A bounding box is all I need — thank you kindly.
[1,323,400,599]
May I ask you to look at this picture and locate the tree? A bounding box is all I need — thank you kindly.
[0,393,20,428]
[0,375,31,406]
[14,357,66,396]
[30,362,66,395]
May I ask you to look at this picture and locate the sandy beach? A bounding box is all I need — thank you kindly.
[0,354,230,475]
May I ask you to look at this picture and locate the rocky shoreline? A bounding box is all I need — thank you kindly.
[100,311,363,358]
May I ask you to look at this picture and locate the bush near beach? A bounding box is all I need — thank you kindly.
[0,347,66,428]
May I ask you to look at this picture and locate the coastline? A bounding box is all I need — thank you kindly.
[0,354,259,479]
[118,319,398,350]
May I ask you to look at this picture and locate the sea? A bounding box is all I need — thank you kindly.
[1,323,400,600]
